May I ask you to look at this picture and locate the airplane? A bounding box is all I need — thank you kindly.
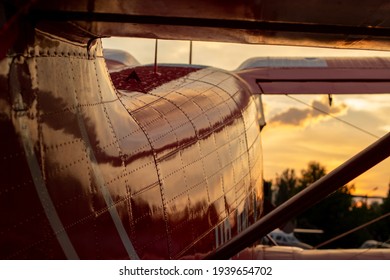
[0,0,389,260]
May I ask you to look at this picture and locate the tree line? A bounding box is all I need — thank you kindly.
[265,161,390,248]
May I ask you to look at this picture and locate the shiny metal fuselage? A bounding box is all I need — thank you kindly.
[0,27,264,259]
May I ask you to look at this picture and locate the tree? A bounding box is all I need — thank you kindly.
[274,168,297,205]
[293,162,356,247]
[271,162,389,248]
[298,161,326,190]
[381,183,390,214]
[373,183,390,242]
[296,184,355,247]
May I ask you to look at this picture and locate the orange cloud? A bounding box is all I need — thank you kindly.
[269,96,347,126]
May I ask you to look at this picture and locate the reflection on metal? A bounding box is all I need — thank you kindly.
[236,245,390,260]
[236,57,390,95]
[2,0,389,260]
[5,1,390,57]
[74,108,139,260]
[0,23,264,259]
[9,53,79,259]
[19,117,80,260]
[294,228,324,234]
[24,0,390,51]
[206,132,390,259]
[237,58,328,69]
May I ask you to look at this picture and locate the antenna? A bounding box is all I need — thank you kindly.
[189,41,193,65]
[154,39,158,74]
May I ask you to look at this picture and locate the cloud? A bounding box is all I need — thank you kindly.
[270,107,310,126]
[269,96,347,126]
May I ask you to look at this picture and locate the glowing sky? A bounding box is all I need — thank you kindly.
[102,37,390,197]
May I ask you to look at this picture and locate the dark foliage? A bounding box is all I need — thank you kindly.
[272,162,390,248]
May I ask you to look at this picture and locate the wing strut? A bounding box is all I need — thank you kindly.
[205,132,390,259]
[315,212,390,249]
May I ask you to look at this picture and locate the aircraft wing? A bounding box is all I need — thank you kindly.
[236,57,390,94]
[5,0,390,51]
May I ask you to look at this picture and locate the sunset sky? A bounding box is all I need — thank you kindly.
[102,38,390,198]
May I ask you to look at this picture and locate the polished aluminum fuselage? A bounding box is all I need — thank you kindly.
[0,28,263,259]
